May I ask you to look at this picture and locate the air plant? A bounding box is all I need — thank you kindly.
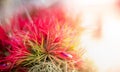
[0,5,89,72]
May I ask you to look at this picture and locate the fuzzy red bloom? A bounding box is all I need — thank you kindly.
[0,5,84,71]
[11,6,81,59]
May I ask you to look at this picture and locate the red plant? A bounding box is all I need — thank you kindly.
[0,5,84,71]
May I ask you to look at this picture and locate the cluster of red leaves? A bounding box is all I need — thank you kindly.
[0,6,83,72]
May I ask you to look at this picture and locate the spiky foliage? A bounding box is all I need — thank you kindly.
[0,6,90,72]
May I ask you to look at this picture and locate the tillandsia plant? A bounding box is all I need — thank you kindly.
[0,5,95,72]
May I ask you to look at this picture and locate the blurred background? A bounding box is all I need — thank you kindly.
[0,0,59,23]
[1,0,120,72]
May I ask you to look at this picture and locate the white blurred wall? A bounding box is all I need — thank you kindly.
[63,0,120,72]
